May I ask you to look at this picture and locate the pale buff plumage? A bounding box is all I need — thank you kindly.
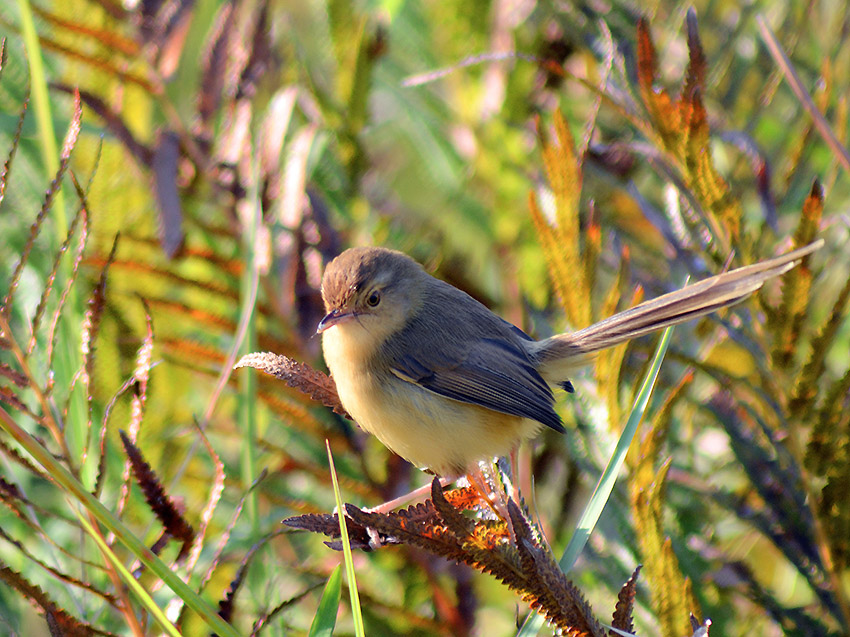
[318,242,822,477]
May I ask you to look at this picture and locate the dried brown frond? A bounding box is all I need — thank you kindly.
[235,351,348,417]
[635,11,740,251]
[610,565,641,635]
[286,479,612,636]
[119,430,195,562]
[0,562,115,636]
[31,5,138,57]
[217,536,267,623]
[53,85,152,165]
[0,362,29,388]
[37,35,155,90]
[88,257,238,300]
[248,579,324,637]
[0,527,119,607]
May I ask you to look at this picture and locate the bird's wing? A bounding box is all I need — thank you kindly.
[389,337,565,433]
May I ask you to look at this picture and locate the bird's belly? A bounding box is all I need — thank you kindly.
[337,369,540,476]
[323,327,542,475]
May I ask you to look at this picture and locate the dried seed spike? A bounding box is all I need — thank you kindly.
[197,3,234,132]
[684,8,706,98]
[93,374,136,498]
[636,17,657,97]
[44,206,89,373]
[4,91,81,315]
[0,90,28,210]
[0,563,110,636]
[152,130,184,257]
[118,430,195,562]
[0,525,121,608]
[611,565,642,635]
[77,233,119,469]
[0,363,29,388]
[283,509,376,551]
[0,386,39,419]
[431,477,476,538]
[80,233,119,387]
[184,417,226,573]
[217,537,270,622]
[53,84,153,165]
[29,204,88,356]
[116,308,154,516]
[0,429,46,479]
[235,351,348,416]
[197,469,270,594]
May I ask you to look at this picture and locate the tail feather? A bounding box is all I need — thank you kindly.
[532,240,823,383]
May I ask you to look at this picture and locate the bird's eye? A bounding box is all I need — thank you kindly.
[366,290,381,307]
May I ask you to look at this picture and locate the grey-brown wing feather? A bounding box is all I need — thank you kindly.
[383,280,565,433]
[390,337,565,433]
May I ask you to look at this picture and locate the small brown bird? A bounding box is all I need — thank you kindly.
[318,241,821,480]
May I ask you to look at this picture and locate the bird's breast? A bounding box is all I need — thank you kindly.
[322,324,542,476]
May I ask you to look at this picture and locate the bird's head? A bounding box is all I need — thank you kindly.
[318,247,426,348]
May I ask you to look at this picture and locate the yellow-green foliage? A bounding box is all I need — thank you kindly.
[1,2,849,635]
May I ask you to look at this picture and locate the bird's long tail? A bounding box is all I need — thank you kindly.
[532,240,823,383]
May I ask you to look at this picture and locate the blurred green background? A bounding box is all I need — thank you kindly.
[0,0,848,635]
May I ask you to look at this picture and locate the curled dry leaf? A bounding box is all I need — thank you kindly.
[234,351,349,417]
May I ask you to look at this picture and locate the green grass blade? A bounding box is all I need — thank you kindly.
[517,326,674,637]
[309,564,342,637]
[14,0,67,235]
[238,156,261,535]
[0,406,240,637]
[326,440,365,636]
[75,510,181,637]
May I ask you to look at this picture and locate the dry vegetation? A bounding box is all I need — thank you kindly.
[0,1,848,635]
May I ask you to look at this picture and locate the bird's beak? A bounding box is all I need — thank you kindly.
[317,308,355,334]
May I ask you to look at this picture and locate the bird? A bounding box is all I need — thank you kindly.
[317,241,822,486]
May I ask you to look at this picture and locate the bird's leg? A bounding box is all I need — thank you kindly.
[508,447,521,506]
[365,476,453,514]
[466,462,516,543]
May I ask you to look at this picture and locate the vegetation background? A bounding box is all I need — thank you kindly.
[0,0,848,635]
